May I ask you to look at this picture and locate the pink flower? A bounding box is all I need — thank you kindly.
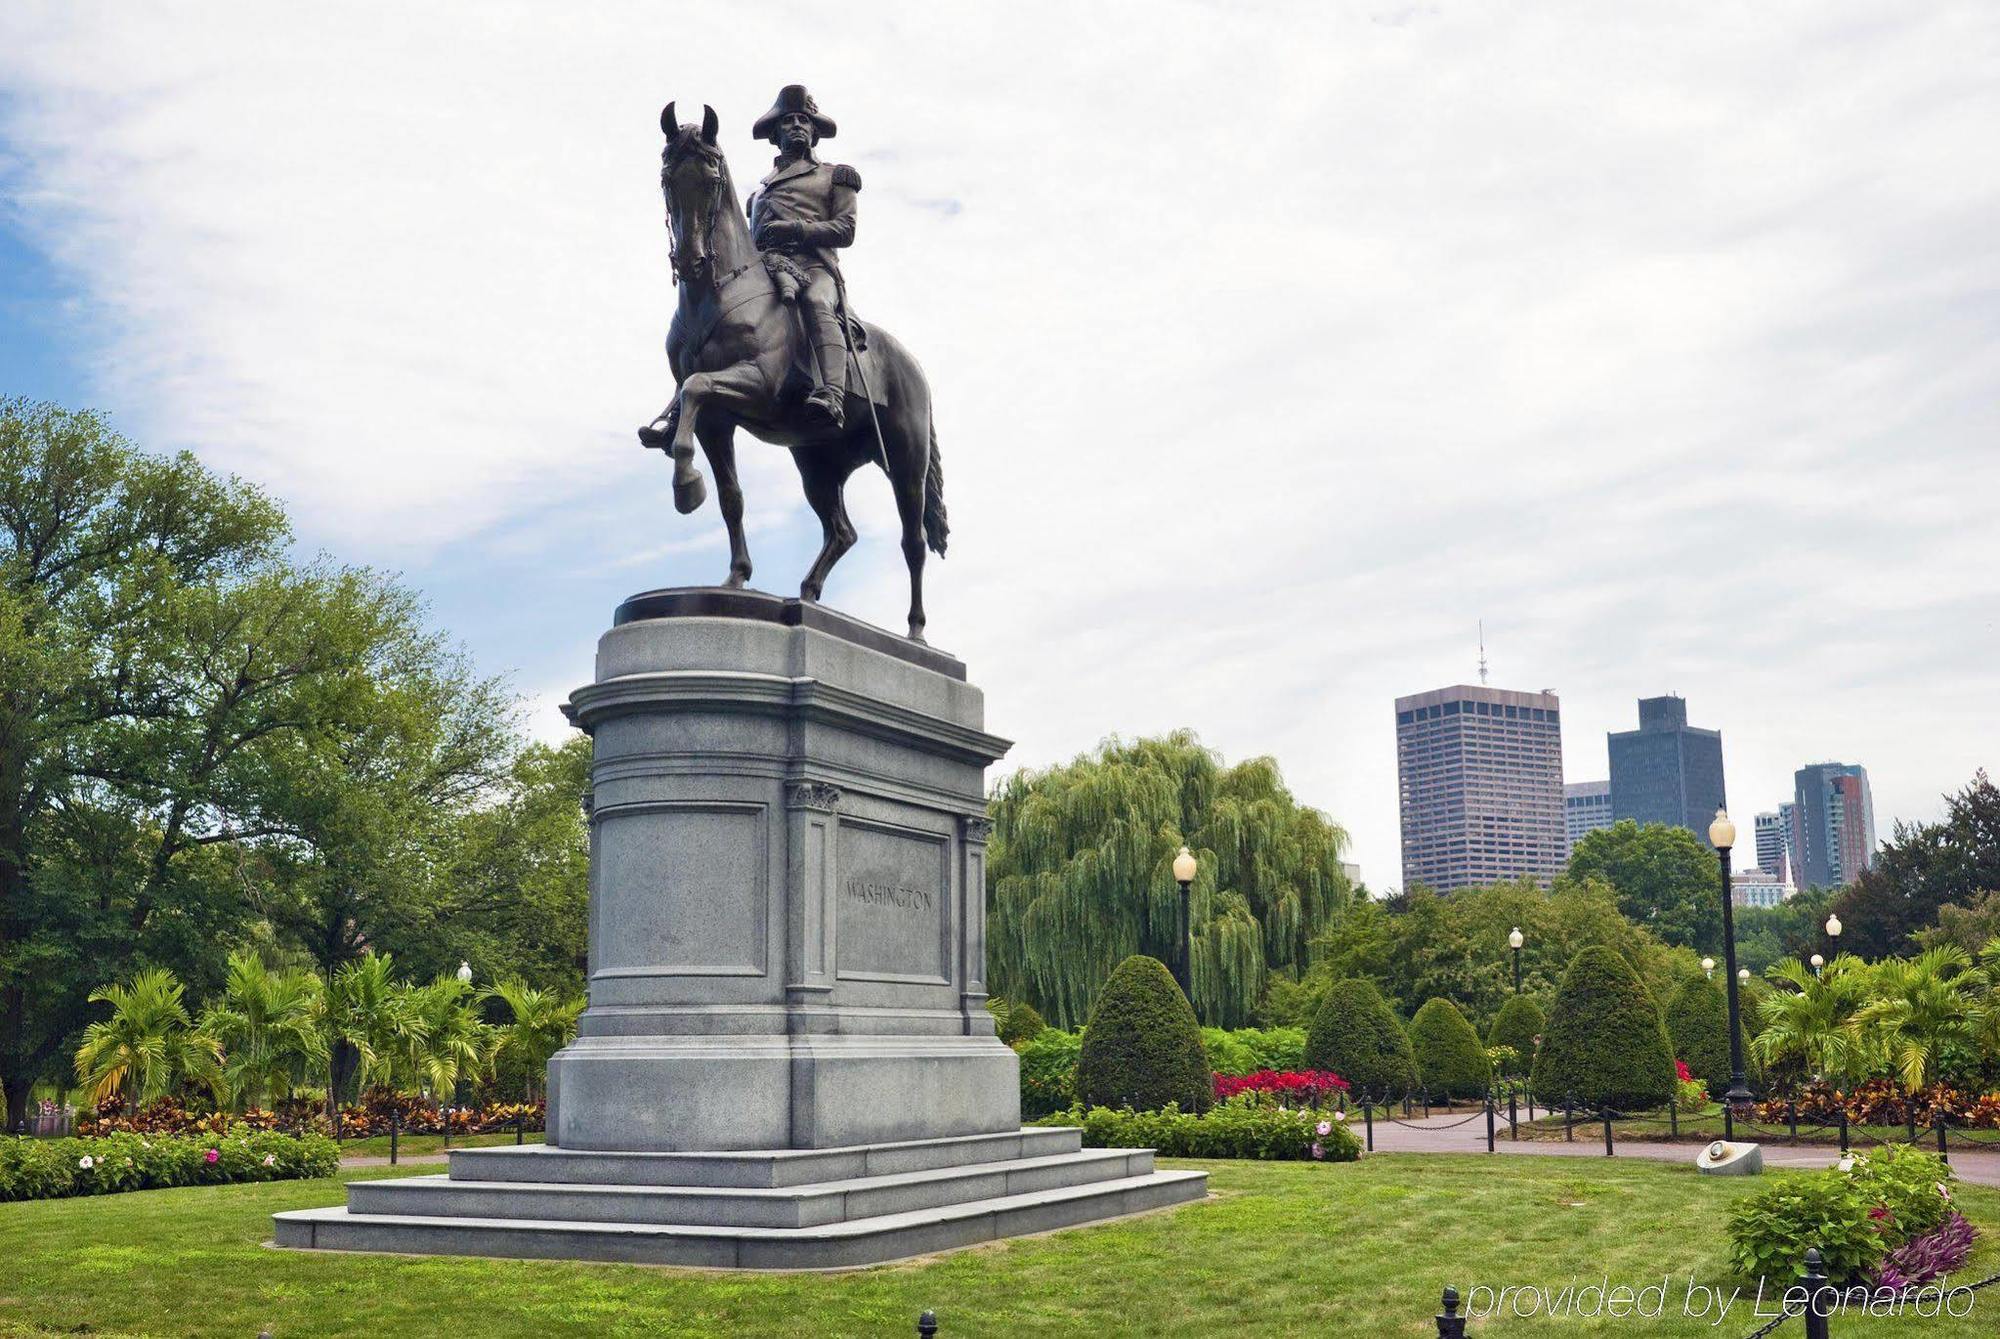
[1310,1141,1324,1160]
[204,1148,220,1164]
[1316,1120,1333,1136]
[262,1153,277,1167]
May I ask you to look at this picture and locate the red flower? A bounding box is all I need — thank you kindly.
[1674,1059,1692,1083]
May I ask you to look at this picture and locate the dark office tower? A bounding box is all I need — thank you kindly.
[1754,810,1792,884]
[1396,685,1566,892]
[1606,695,1728,845]
[1792,763,1877,889]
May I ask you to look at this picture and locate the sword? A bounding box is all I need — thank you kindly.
[830,266,890,471]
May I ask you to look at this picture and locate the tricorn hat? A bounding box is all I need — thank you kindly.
[752,84,836,144]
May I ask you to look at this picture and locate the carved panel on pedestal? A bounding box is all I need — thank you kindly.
[594,801,768,977]
[835,819,950,983]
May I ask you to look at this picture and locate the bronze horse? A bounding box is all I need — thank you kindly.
[640,104,946,642]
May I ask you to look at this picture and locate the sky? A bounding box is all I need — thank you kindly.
[2,1,1996,888]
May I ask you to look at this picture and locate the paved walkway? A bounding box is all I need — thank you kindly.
[1360,1110,2000,1188]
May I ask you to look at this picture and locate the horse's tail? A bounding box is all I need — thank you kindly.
[922,418,948,557]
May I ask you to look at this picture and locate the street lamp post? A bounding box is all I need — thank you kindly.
[451,960,473,1146]
[1171,847,1197,1004]
[1810,953,1824,978]
[1508,927,1524,994]
[1825,912,1842,955]
[1702,957,1716,981]
[1708,809,1753,1108]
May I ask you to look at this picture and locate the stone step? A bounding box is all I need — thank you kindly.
[350,1148,1152,1229]
[274,1168,1210,1270]
[446,1126,1084,1188]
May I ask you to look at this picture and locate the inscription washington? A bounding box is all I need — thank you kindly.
[845,878,935,911]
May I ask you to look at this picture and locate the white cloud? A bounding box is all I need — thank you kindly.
[3,1,1997,881]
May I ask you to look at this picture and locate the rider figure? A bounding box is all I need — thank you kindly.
[746,85,859,431]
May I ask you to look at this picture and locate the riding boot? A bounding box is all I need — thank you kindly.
[804,305,847,430]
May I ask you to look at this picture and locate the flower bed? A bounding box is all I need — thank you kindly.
[0,1127,339,1202]
[1032,1097,1362,1162]
[1212,1069,1350,1108]
[1752,1079,2000,1130]
[76,1093,545,1139]
[1727,1145,1972,1285]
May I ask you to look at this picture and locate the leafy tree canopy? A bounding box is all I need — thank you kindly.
[1565,820,1722,953]
[986,731,1355,1029]
[1830,772,2000,958]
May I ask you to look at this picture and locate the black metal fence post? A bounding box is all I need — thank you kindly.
[1669,1095,1678,1138]
[1422,1089,1432,1119]
[1839,1108,1850,1154]
[1526,1088,1534,1122]
[389,1107,400,1166]
[1602,1108,1614,1157]
[1509,1089,1518,1141]
[918,1309,938,1337]
[1907,1110,1918,1144]
[1485,1090,1496,1154]
[1564,1094,1574,1143]
[1724,1099,1734,1141]
[443,1103,452,1150]
[516,1108,526,1145]
[1936,1114,1949,1165]
[1788,1099,1798,1142]
[1435,1286,1467,1339]
[1801,1248,1830,1339]
[1363,1099,1375,1152]
[334,1107,343,1145]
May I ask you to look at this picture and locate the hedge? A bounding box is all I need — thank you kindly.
[995,999,1049,1047]
[0,1127,339,1202]
[1035,1100,1362,1161]
[1408,998,1491,1099]
[1304,978,1418,1098]
[1531,946,1676,1110]
[1076,956,1212,1112]
[1664,975,1733,1095]
[1201,1026,1308,1076]
[1019,1028,1084,1118]
[1486,995,1545,1076]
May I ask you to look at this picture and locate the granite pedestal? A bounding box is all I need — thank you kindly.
[274,590,1206,1266]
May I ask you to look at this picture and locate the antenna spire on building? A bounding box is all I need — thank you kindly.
[1477,620,1488,686]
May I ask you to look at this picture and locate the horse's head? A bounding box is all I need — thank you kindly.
[660,102,725,283]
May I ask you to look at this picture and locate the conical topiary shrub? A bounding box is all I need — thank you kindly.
[1664,975,1730,1094]
[1303,977,1418,1099]
[1409,998,1491,1099]
[1487,995,1545,1077]
[997,999,1049,1047]
[1075,955,1212,1112]
[1531,946,1676,1110]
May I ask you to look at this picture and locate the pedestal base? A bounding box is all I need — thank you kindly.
[273,1128,1209,1269]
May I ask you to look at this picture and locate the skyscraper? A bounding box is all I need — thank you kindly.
[1565,780,1613,853]
[1395,684,1566,892]
[1792,763,1877,889]
[1607,695,1727,845]
[1754,809,1793,884]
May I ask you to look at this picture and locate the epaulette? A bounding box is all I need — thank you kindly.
[831,164,862,191]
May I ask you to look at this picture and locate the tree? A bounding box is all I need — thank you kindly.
[1750,956,1876,1089]
[1566,820,1723,953]
[389,974,496,1100]
[1487,996,1544,1077]
[1303,977,1416,1097]
[1663,975,1731,1096]
[1407,998,1490,1098]
[1531,946,1676,1110]
[1074,955,1212,1112]
[986,732,1356,1028]
[1830,773,2000,957]
[324,951,413,1107]
[71,968,222,1106]
[1917,890,2000,957]
[199,950,327,1110]
[486,980,583,1102]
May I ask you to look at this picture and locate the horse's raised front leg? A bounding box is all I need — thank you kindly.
[793,449,857,603]
[695,418,752,588]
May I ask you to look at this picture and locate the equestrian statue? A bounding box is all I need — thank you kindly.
[638,86,947,642]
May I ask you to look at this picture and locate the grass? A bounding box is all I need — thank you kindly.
[332,1130,545,1160]
[5,1156,2000,1337]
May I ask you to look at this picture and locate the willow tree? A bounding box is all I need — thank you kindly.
[985,731,1354,1028]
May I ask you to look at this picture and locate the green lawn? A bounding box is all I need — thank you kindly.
[4,1155,1999,1337]
[332,1130,545,1160]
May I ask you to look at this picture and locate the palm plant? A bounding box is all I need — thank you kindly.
[73,969,224,1107]
[325,953,414,1108]
[485,980,583,1102]
[392,975,496,1100]
[1856,945,1984,1094]
[200,952,329,1111]
[1751,955,1878,1089]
